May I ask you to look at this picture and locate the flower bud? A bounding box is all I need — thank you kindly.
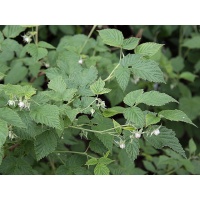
[135,132,141,138]
[78,59,83,64]
[18,101,25,109]
[8,100,15,106]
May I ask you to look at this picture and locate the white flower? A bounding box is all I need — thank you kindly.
[90,108,95,116]
[44,62,50,68]
[153,129,160,136]
[22,34,32,43]
[78,59,83,64]
[8,131,17,140]
[8,100,15,106]
[96,98,106,109]
[24,100,30,110]
[18,101,25,109]
[119,140,126,149]
[151,126,161,136]
[135,132,141,138]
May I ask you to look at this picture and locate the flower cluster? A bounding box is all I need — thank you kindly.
[90,98,106,116]
[7,97,30,110]
[96,98,106,109]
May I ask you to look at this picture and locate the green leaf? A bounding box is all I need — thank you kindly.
[90,78,111,95]
[136,91,178,106]
[131,58,165,83]
[0,108,26,128]
[3,25,26,38]
[182,35,200,49]
[0,72,5,80]
[194,60,200,73]
[114,65,130,91]
[0,148,3,165]
[85,158,98,166]
[143,160,156,173]
[25,44,48,61]
[170,56,184,73]
[125,139,140,161]
[38,41,55,49]
[34,130,57,161]
[144,126,186,158]
[123,89,144,106]
[94,163,110,175]
[4,65,28,84]
[89,135,108,155]
[99,157,114,165]
[95,133,114,152]
[0,156,35,175]
[65,107,80,122]
[145,113,161,127]
[14,112,42,139]
[120,54,142,67]
[3,84,36,99]
[189,138,196,154]
[103,106,125,117]
[122,37,140,50]
[179,72,197,82]
[135,42,164,57]
[158,109,196,127]
[123,107,145,128]
[92,115,114,152]
[63,89,77,102]
[113,119,122,134]
[48,76,67,93]
[30,104,61,129]
[179,97,200,120]
[0,31,4,43]
[98,29,124,47]
[0,119,8,149]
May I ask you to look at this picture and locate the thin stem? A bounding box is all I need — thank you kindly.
[69,125,124,133]
[178,26,184,56]
[79,25,97,54]
[55,150,96,159]
[183,48,190,59]
[48,157,56,174]
[103,63,120,82]
[104,48,123,82]
[56,154,65,165]
[35,25,39,45]
[81,98,96,112]
[66,95,80,106]
[68,125,123,138]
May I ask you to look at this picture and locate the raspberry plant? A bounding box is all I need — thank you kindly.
[0,25,197,175]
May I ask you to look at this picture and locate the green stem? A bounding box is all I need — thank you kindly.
[104,48,123,82]
[104,63,120,82]
[55,150,96,159]
[69,125,124,133]
[178,26,184,56]
[81,98,97,112]
[79,25,97,54]
[48,157,56,174]
[68,125,124,138]
[35,25,39,45]
[56,154,65,165]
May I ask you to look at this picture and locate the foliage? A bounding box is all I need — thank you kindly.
[0,25,199,175]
